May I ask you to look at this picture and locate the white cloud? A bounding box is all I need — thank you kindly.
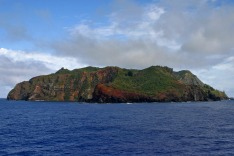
[54,0,234,68]
[0,48,85,70]
[192,56,234,97]
[0,54,50,98]
[0,48,85,97]
[69,4,165,42]
[146,5,165,21]
[213,62,234,71]
[50,0,234,97]
[1,0,234,97]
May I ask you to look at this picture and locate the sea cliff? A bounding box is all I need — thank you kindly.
[7,66,228,102]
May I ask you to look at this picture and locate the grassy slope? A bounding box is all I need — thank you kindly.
[22,66,227,101]
[110,66,185,96]
[53,66,227,98]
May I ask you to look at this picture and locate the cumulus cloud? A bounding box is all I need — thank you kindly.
[0,48,84,70]
[193,56,234,97]
[0,48,84,97]
[0,55,50,98]
[52,0,233,68]
[180,7,234,55]
[49,0,234,96]
[1,0,233,97]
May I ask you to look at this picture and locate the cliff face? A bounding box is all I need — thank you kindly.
[7,66,228,102]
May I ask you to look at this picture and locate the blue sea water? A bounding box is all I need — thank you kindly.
[0,99,234,155]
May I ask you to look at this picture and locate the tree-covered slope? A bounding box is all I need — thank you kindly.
[7,66,228,102]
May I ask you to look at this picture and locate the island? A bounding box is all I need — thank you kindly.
[7,66,228,103]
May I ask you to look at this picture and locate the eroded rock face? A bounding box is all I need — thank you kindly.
[7,66,228,102]
[7,81,31,100]
[92,84,153,103]
[174,70,204,86]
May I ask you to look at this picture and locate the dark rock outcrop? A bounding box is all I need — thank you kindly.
[7,66,228,102]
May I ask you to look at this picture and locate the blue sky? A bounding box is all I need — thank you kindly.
[0,0,234,98]
[0,0,108,49]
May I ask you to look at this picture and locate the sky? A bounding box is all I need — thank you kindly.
[0,0,233,98]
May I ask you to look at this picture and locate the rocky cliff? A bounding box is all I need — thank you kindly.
[7,66,228,102]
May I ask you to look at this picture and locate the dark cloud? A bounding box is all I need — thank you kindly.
[0,0,233,97]
[51,0,234,70]
[48,0,234,96]
[0,55,52,98]
[179,7,234,55]
[52,34,184,69]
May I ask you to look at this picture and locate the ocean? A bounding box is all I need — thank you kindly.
[0,99,234,155]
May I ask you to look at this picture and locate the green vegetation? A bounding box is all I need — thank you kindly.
[55,67,71,74]
[7,65,228,102]
[203,84,227,100]
[72,66,100,73]
[111,66,183,95]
